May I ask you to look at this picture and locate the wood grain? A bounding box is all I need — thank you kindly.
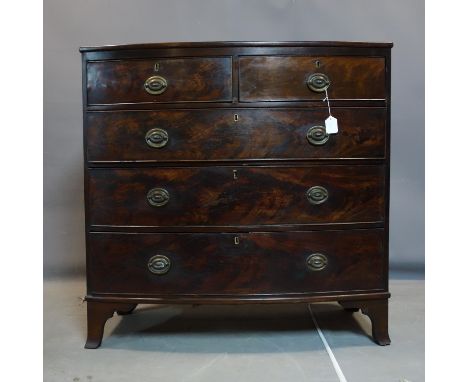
[87,57,232,105]
[81,41,392,348]
[88,165,385,227]
[86,108,386,163]
[239,56,386,101]
[87,229,386,295]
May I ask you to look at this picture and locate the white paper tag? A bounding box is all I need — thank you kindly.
[325,116,338,134]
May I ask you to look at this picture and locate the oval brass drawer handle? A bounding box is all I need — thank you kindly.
[145,128,169,148]
[306,186,328,205]
[307,73,330,92]
[148,255,171,275]
[306,253,328,271]
[306,125,329,146]
[144,75,168,95]
[147,187,170,207]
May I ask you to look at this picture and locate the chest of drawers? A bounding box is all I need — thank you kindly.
[80,41,392,349]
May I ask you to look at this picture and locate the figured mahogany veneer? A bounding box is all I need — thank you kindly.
[239,56,386,101]
[87,57,232,105]
[88,165,385,227]
[86,108,386,163]
[88,229,386,295]
[80,41,392,349]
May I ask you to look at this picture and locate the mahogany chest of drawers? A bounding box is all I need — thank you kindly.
[80,41,392,348]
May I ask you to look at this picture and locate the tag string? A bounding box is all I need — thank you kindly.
[323,89,332,116]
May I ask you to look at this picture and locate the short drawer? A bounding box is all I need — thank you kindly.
[88,165,385,227]
[86,57,232,105]
[239,56,386,102]
[87,229,386,295]
[86,108,386,162]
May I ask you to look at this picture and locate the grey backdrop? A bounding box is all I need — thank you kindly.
[44,0,424,277]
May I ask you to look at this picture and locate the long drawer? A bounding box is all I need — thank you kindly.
[239,56,386,101]
[86,108,386,163]
[87,229,386,295]
[88,165,385,227]
[86,57,232,105]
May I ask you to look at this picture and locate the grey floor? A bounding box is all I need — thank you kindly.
[44,276,424,382]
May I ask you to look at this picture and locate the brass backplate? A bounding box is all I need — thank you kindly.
[144,75,168,95]
[148,255,171,275]
[306,253,328,271]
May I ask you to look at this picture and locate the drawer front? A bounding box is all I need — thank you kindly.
[86,57,232,105]
[239,56,386,102]
[88,165,385,227]
[87,229,386,295]
[86,108,386,162]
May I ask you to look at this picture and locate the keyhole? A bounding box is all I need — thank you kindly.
[154,63,160,72]
[234,114,239,122]
[233,170,238,180]
[234,236,240,245]
[315,60,321,68]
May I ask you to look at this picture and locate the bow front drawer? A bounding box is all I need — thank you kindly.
[87,229,386,295]
[239,56,386,102]
[86,57,232,105]
[86,107,386,163]
[88,165,385,228]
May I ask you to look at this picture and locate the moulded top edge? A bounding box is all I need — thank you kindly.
[79,41,394,53]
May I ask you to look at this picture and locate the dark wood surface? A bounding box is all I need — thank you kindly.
[85,301,137,349]
[88,165,385,227]
[239,56,386,101]
[86,108,386,163]
[79,41,393,52]
[86,292,391,305]
[87,57,232,105]
[339,299,390,345]
[86,100,388,112]
[81,41,392,348]
[87,229,385,295]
